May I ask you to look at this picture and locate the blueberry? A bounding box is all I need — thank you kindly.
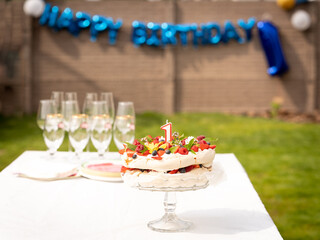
[199,164,203,168]
[132,154,137,159]
[152,150,158,156]
[165,150,171,154]
[207,142,211,145]
[159,139,165,142]
[179,168,186,173]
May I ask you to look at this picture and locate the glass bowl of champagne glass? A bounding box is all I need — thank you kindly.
[69,114,90,160]
[43,114,65,156]
[37,100,57,130]
[90,114,113,158]
[113,102,135,150]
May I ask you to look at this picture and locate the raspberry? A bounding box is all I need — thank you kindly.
[133,139,140,146]
[181,140,186,145]
[178,147,189,155]
[197,135,206,141]
[199,140,207,145]
[135,144,144,152]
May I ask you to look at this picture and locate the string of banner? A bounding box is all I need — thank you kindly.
[24,0,289,76]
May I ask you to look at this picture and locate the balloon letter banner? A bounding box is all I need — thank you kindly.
[257,21,289,76]
[39,3,122,44]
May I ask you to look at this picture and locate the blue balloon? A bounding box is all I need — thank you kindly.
[161,23,177,46]
[190,23,204,46]
[39,3,52,25]
[90,15,108,42]
[39,4,59,29]
[257,21,289,76]
[56,8,80,36]
[175,24,190,46]
[131,21,147,47]
[49,6,59,29]
[222,20,244,43]
[146,22,161,47]
[76,12,91,29]
[107,18,122,45]
[203,22,221,45]
[238,17,256,41]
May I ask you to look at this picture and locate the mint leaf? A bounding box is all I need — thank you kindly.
[124,142,136,151]
[190,149,196,154]
[169,146,179,153]
[185,138,195,151]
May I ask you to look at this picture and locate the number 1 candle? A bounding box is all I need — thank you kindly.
[160,121,172,142]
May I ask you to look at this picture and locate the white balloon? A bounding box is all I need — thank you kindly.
[291,10,311,31]
[23,0,45,18]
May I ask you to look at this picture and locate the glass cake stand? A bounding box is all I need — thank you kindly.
[137,183,209,232]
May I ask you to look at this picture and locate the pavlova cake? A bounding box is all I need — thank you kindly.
[120,123,216,188]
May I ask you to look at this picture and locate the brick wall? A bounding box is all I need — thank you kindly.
[1,0,319,115]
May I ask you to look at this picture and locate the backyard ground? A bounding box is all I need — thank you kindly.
[0,112,319,240]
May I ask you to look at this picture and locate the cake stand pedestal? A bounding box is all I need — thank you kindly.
[138,184,208,232]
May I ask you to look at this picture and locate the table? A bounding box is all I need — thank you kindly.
[0,151,283,240]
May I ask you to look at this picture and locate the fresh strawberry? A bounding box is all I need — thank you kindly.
[200,144,209,150]
[185,165,194,172]
[181,139,186,145]
[133,139,140,146]
[119,149,125,154]
[127,151,135,157]
[121,166,129,173]
[169,169,179,174]
[152,156,162,160]
[158,150,165,157]
[209,145,216,149]
[152,139,159,144]
[178,147,189,155]
[191,145,199,152]
[199,140,207,145]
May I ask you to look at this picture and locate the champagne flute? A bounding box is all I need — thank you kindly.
[51,91,64,113]
[91,115,113,158]
[82,93,98,116]
[65,92,78,101]
[43,114,65,156]
[100,92,115,124]
[69,114,90,159]
[37,100,57,130]
[83,93,98,152]
[113,102,135,150]
[62,100,80,151]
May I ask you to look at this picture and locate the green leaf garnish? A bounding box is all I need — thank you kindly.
[169,146,179,153]
[124,142,136,151]
[190,149,196,154]
[185,138,195,151]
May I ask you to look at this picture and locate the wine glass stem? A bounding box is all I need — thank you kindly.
[164,192,177,216]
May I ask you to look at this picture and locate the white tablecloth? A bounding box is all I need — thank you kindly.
[0,151,283,240]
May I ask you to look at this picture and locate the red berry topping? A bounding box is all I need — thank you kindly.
[121,166,129,173]
[209,145,216,149]
[178,147,189,155]
[181,139,186,145]
[191,145,199,152]
[197,135,206,141]
[133,139,140,146]
[169,169,179,174]
[200,144,209,150]
[198,140,207,145]
[135,144,144,152]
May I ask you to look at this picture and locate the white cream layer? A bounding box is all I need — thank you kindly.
[122,167,211,188]
[121,149,215,172]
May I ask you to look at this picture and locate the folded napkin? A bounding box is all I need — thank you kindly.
[14,159,79,181]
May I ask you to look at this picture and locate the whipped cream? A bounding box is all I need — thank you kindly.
[121,149,215,172]
[122,167,211,188]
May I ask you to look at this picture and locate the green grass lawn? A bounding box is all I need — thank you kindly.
[0,112,319,239]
